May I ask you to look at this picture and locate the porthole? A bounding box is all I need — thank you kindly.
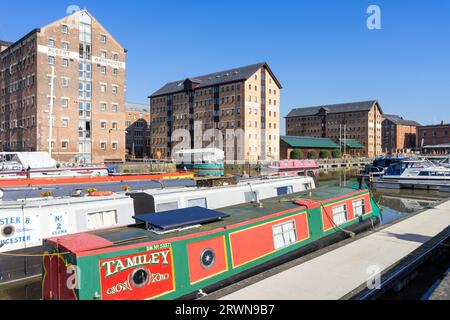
[1,225,15,238]
[200,248,215,269]
[131,268,149,288]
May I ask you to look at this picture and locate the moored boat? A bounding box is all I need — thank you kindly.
[173,148,224,177]
[0,175,315,285]
[261,159,319,176]
[42,185,381,300]
[371,159,450,191]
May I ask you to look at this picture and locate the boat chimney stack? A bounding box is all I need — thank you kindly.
[357,176,365,190]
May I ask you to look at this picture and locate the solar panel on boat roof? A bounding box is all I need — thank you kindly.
[133,207,229,231]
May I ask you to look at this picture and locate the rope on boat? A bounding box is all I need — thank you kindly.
[0,251,70,257]
[320,203,356,238]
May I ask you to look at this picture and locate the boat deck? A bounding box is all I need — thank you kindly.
[55,186,366,252]
[213,199,450,300]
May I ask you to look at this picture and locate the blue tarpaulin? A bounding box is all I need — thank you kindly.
[133,207,229,231]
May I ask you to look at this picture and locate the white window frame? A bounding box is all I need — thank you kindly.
[61,140,69,150]
[61,117,69,128]
[272,220,297,250]
[353,199,366,218]
[86,209,118,230]
[332,204,348,226]
[61,97,69,108]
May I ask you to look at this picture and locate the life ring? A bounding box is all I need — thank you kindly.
[89,191,114,197]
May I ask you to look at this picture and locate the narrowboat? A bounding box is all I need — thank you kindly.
[42,185,381,300]
[261,159,319,177]
[173,149,224,177]
[0,152,109,180]
[0,175,314,285]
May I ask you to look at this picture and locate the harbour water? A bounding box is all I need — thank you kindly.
[0,169,448,300]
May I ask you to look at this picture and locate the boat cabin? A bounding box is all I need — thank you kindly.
[42,186,380,300]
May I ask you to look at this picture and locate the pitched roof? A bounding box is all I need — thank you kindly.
[126,102,150,114]
[383,114,421,126]
[286,100,381,118]
[0,40,13,47]
[149,62,282,98]
[281,136,340,149]
[340,139,364,149]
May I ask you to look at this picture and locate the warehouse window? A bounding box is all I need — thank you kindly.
[273,220,297,250]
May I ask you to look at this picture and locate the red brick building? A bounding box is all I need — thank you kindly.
[418,122,450,155]
[0,9,126,164]
[382,114,420,155]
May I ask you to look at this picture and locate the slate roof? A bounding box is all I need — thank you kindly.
[281,136,340,149]
[126,102,150,114]
[0,40,13,47]
[286,100,381,118]
[383,114,421,126]
[149,62,282,98]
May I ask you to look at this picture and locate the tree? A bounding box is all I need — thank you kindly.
[319,150,330,159]
[332,149,342,159]
[290,149,303,159]
[307,151,318,159]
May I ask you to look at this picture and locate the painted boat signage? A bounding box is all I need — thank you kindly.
[99,245,175,300]
[0,213,41,250]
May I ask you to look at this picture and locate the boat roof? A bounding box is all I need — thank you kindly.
[48,186,369,254]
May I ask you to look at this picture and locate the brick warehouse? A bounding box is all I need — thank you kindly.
[382,114,420,154]
[149,62,282,162]
[285,101,383,158]
[0,9,126,164]
[125,102,151,159]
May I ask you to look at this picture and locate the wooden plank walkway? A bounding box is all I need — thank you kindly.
[219,200,450,300]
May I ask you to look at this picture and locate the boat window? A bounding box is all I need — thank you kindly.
[86,210,118,230]
[352,199,365,217]
[419,172,430,176]
[156,201,179,212]
[304,183,312,190]
[276,186,293,196]
[187,197,207,208]
[332,204,348,226]
[272,220,297,250]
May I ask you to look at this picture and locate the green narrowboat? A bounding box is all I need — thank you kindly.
[42,186,381,300]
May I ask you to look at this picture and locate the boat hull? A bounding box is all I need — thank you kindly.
[42,189,381,300]
[0,172,194,188]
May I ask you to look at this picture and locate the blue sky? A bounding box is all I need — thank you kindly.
[1,0,449,134]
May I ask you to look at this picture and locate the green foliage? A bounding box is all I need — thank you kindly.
[307,151,318,159]
[332,149,342,158]
[290,149,303,159]
[319,150,330,159]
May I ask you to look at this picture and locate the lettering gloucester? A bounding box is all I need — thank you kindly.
[101,250,170,278]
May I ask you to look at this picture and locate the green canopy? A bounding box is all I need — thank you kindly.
[281,136,340,149]
[341,139,364,149]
